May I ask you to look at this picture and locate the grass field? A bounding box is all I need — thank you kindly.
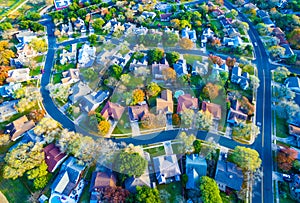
[275,114,289,138]
[183,54,203,65]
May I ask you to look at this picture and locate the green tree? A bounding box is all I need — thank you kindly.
[181,109,195,128]
[230,146,262,172]
[193,139,202,154]
[26,161,48,180]
[29,22,44,32]
[120,74,131,84]
[135,186,162,203]
[114,151,147,177]
[19,20,31,29]
[293,160,300,171]
[199,176,222,203]
[88,34,97,45]
[0,134,10,146]
[146,82,161,97]
[273,66,290,83]
[111,64,123,79]
[166,51,180,65]
[268,45,285,58]
[162,32,179,47]
[3,142,44,180]
[26,12,41,21]
[29,38,48,52]
[147,48,164,65]
[232,123,260,142]
[179,131,196,153]
[0,22,12,31]
[92,18,105,31]
[33,176,48,190]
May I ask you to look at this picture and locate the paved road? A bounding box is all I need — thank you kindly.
[225,1,273,203]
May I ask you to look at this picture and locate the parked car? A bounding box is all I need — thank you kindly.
[282,174,292,182]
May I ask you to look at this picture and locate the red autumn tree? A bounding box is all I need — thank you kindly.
[209,55,223,66]
[103,186,130,203]
[277,147,298,172]
[226,57,236,67]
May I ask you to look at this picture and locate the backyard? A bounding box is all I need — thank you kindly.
[183,54,203,65]
[275,114,289,138]
[157,181,183,203]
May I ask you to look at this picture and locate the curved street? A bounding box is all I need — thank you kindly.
[40,2,275,200]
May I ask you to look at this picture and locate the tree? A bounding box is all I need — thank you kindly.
[171,19,180,29]
[199,176,222,203]
[275,99,300,120]
[131,89,145,105]
[92,18,105,31]
[250,75,260,89]
[163,32,179,47]
[3,142,44,180]
[195,110,213,130]
[0,41,15,65]
[33,176,48,190]
[242,64,254,75]
[0,66,10,85]
[114,151,147,177]
[193,139,202,154]
[34,117,61,143]
[98,120,111,135]
[172,113,181,126]
[277,147,298,172]
[111,64,123,79]
[120,74,131,84]
[103,186,130,202]
[29,38,48,52]
[269,45,285,58]
[287,28,300,49]
[28,109,46,123]
[147,48,164,65]
[226,57,236,67]
[256,23,268,35]
[178,131,196,153]
[26,161,48,180]
[135,186,162,203]
[141,113,156,129]
[203,83,220,100]
[88,34,97,45]
[0,22,12,31]
[179,38,194,50]
[162,67,176,82]
[181,109,195,128]
[293,160,300,171]
[29,22,44,32]
[273,66,290,83]
[146,82,161,97]
[272,85,295,102]
[230,146,262,172]
[159,189,171,203]
[0,134,10,146]
[240,96,255,115]
[26,12,41,21]
[166,51,180,65]
[232,123,260,141]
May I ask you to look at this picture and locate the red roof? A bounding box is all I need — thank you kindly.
[101,101,125,121]
[44,143,67,172]
[177,94,198,113]
[202,101,222,120]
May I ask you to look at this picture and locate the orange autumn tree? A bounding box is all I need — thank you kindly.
[131,89,145,105]
[277,147,298,172]
[162,68,176,82]
[203,83,220,100]
[98,120,111,135]
[0,41,15,65]
[179,38,194,50]
[0,66,10,85]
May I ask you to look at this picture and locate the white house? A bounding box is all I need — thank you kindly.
[78,43,96,68]
[6,68,31,83]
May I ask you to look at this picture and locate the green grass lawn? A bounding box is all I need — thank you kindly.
[144,146,166,157]
[157,181,183,202]
[276,114,289,138]
[52,73,62,84]
[34,55,44,63]
[29,66,41,76]
[112,111,132,135]
[172,143,183,155]
[54,63,75,72]
[57,36,69,43]
[183,54,203,65]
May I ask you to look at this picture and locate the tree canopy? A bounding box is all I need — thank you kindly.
[135,186,162,203]
[277,147,298,172]
[0,66,10,85]
[146,82,161,97]
[0,41,15,65]
[131,89,145,105]
[147,48,164,65]
[29,38,48,52]
[199,176,222,203]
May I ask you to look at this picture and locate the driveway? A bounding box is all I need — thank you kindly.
[130,121,140,137]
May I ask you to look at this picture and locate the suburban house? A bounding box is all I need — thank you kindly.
[128,103,149,122]
[156,89,174,114]
[231,66,250,90]
[96,49,118,67]
[223,36,243,47]
[6,68,31,83]
[160,13,172,22]
[285,77,300,93]
[212,62,229,74]
[227,27,240,38]
[89,171,116,192]
[220,17,232,28]
[173,58,188,77]
[125,168,151,193]
[79,90,110,113]
[60,21,74,36]
[227,99,248,125]
[280,44,295,59]
[192,60,209,76]
[0,83,21,98]
[74,18,86,32]
[78,43,96,68]
[61,69,80,84]
[60,44,77,65]
[0,100,18,122]
[44,143,67,173]
[215,159,244,191]
[289,124,300,147]
[5,115,35,141]
[101,101,125,121]
[109,53,131,68]
[69,82,92,104]
[152,63,169,80]
[142,11,156,19]
[181,27,197,43]
[153,154,181,184]
[15,31,37,50]
[50,157,86,202]
[54,0,71,10]
[16,44,37,65]
[177,94,199,113]
[201,27,215,47]
[290,174,300,201]
[256,10,275,27]
[185,154,207,190]
[201,101,222,120]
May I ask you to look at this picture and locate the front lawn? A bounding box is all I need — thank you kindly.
[112,111,132,135]
[183,54,203,65]
[52,73,62,84]
[54,63,75,72]
[34,55,44,63]
[144,146,166,157]
[157,181,183,202]
[29,66,41,76]
[276,114,289,138]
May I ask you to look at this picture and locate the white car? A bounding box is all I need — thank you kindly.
[257,122,261,126]
[254,42,258,46]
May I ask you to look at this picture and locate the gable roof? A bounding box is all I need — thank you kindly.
[215,160,243,191]
[69,82,92,103]
[201,101,222,120]
[156,89,174,114]
[6,115,35,141]
[101,101,125,121]
[125,168,151,193]
[227,108,248,123]
[285,77,300,89]
[153,154,181,184]
[89,171,116,192]
[128,103,149,121]
[289,124,300,137]
[80,90,109,112]
[177,94,198,113]
[186,154,207,189]
[44,143,67,172]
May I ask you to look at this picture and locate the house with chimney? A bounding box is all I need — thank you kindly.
[177,94,198,114]
[128,103,149,122]
[5,115,35,141]
[44,143,67,172]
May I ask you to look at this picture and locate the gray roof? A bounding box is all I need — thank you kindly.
[69,82,92,103]
[125,172,151,193]
[215,160,243,191]
[186,154,207,190]
[80,90,109,112]
[285,77,300,89]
